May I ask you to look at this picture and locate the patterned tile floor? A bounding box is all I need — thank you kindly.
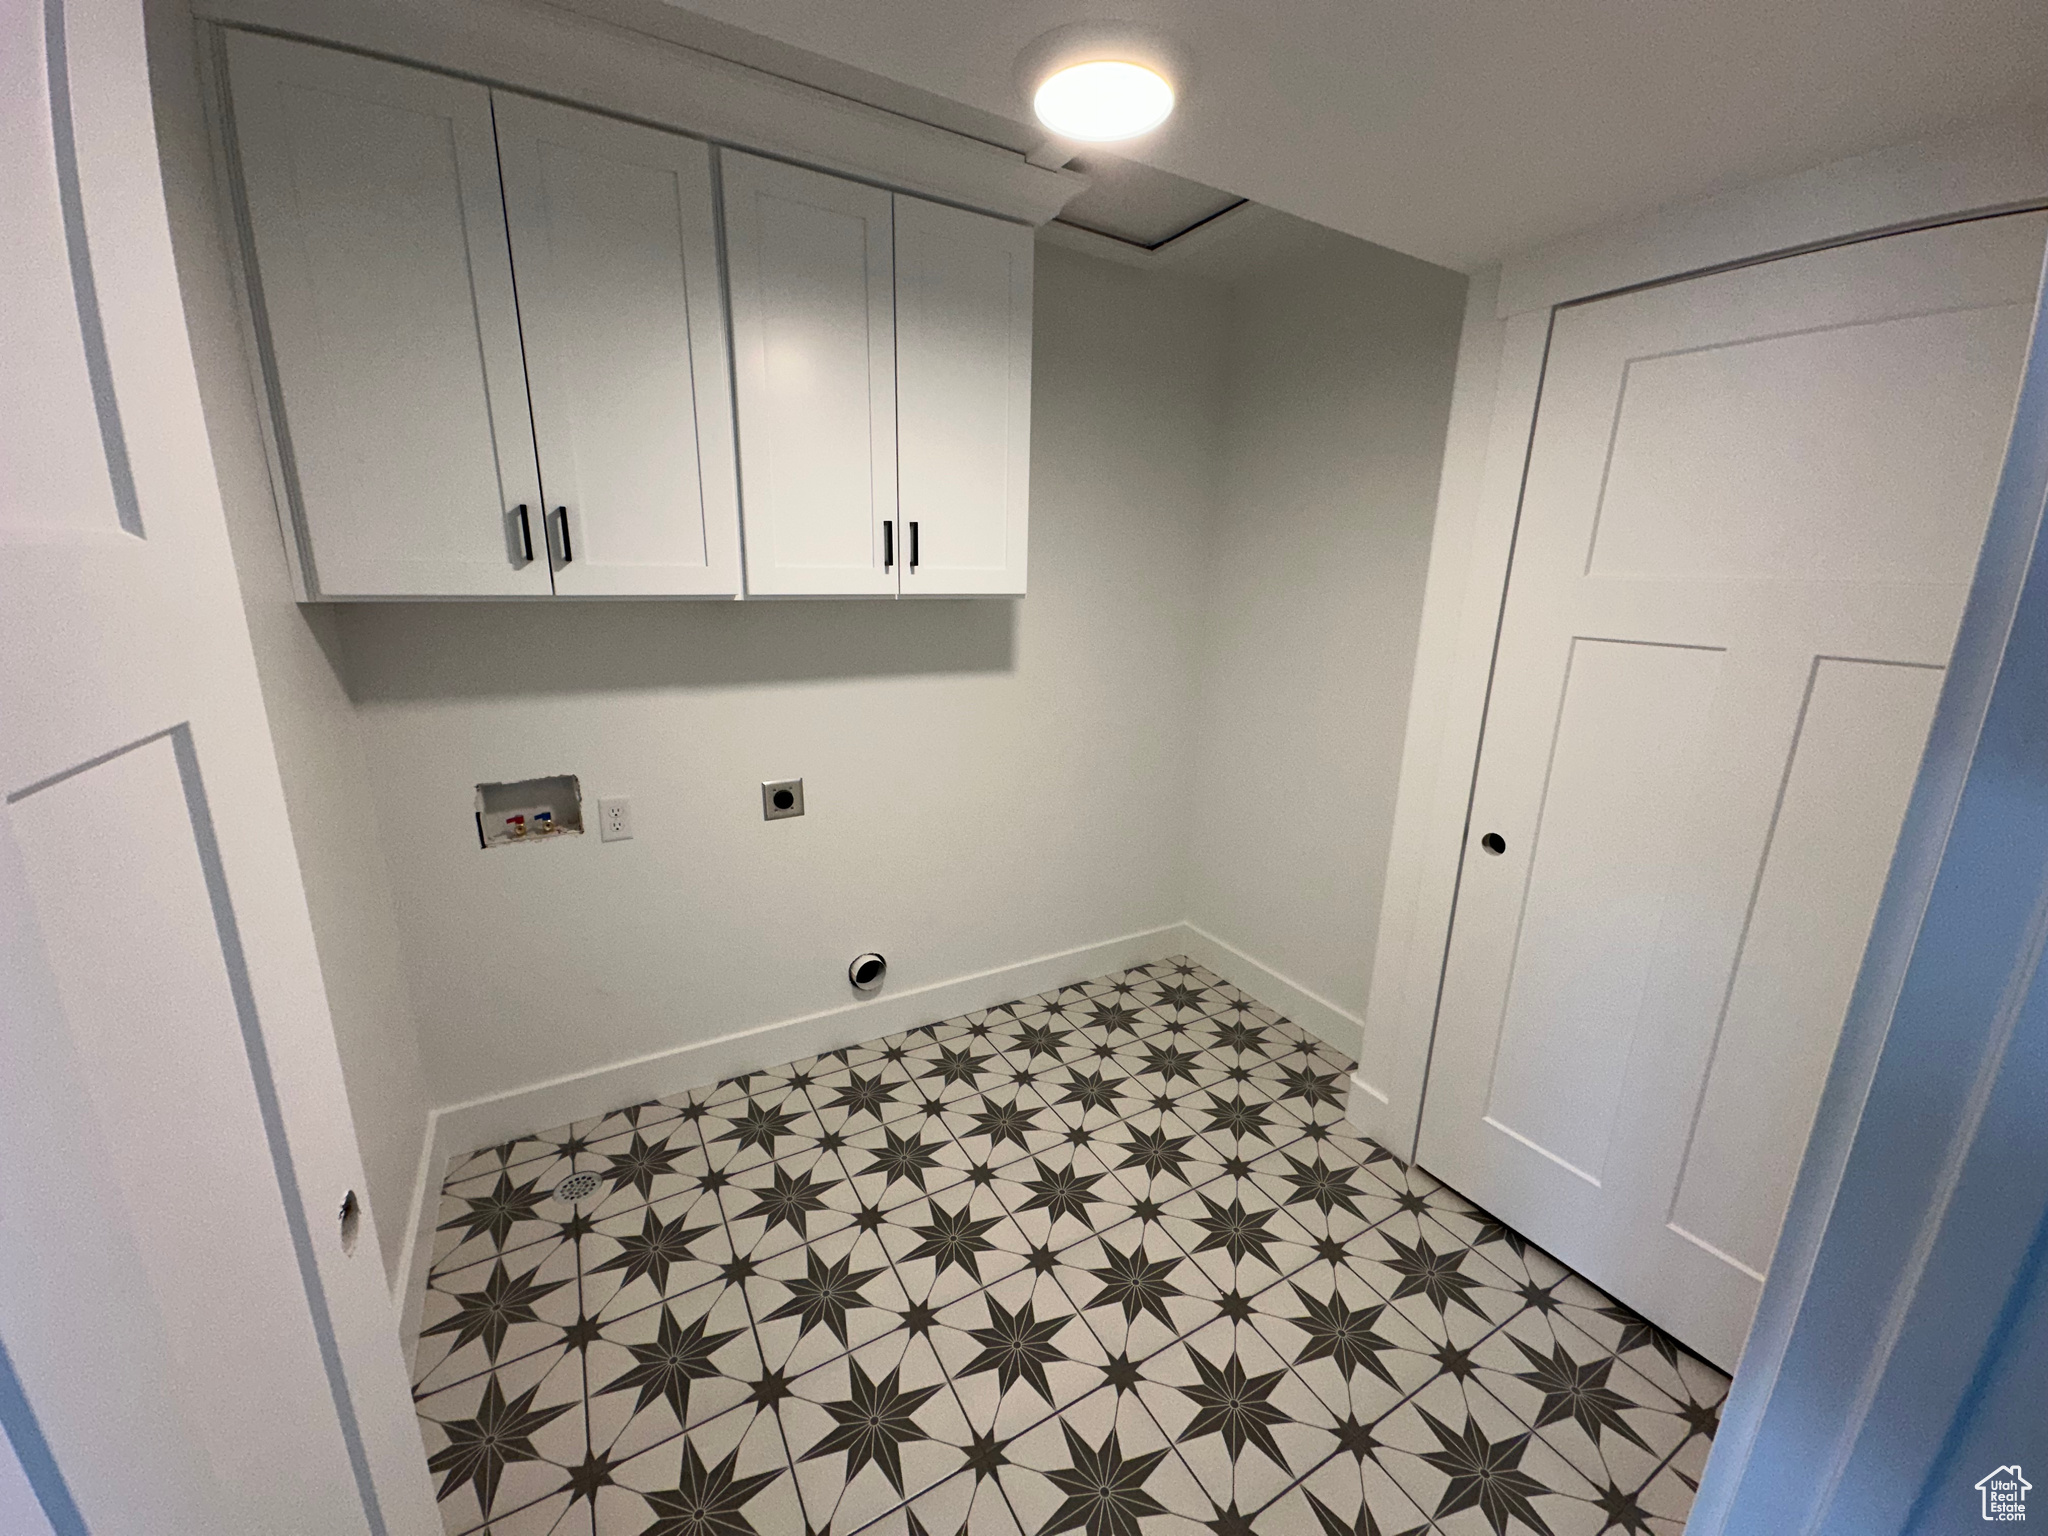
[414,957,1728,1536]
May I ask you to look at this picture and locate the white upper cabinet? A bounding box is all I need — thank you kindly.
[493,94,741,597]
[222,34,1032,601]
[894,195,1033,597]
[721,152,900,596]
[721,154,1035,598]
[223,32,546,598]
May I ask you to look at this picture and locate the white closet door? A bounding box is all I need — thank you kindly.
[721,151,898,596]
[1417,212,2046,1369]
[493,93,741,597]
[894,195,1032,597]
[224,32,545,598]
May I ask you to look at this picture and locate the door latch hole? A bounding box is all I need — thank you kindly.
[1480,832,1507,855]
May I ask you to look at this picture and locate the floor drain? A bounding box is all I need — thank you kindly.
[553,1172,601,1204]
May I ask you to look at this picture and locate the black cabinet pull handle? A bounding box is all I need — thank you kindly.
[909,520,919,572]
[514,504,533,564]
[883,519,893,571]
[553,506,573,564]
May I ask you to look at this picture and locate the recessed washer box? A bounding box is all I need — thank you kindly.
[476,775,583,848]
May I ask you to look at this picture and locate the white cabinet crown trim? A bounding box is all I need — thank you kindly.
[192,0,1083,228]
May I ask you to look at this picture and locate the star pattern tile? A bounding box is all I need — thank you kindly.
[415,957,1727,1536]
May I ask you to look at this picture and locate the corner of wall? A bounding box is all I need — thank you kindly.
[145,0,434,1288]
[1176,923,1366,1061]
[393,920,1197,1349]
[1356,263,1511,1159]
[1180,230,1469,1117]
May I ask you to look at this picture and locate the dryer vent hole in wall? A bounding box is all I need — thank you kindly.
[849,952,887,991]
[337,1190,360,1256]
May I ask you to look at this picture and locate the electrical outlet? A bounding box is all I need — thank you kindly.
[598,797,633,842]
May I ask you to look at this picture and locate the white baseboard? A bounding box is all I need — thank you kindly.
[1176,923,1365,1060]
[394,921,1193,1345]
[396,1125,444,1367]
[1175,924,1399,1153]
[392,917,1401,1351]
[1343,1071,1396,1152]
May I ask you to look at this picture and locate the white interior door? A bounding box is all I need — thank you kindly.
[1418,212,2046,1370]
[721,149,899,596]
[494,91,742,598]
[894,194,1032,597]
[223,30,547,598]
[1,1,434,1531]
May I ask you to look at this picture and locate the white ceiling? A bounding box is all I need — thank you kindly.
[651,0,2048,271]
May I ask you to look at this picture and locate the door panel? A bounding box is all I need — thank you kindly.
[1589,306,2024,584]
[1668,658,1943,1276]
[494,92,741,597]
[894,194,1032,596]
[1420,212,2046,1369]
[722,150,897,596]
[9,732,346,1505]
[1,811,233,1536]
[1483,638,1724,1183]
[223,30,545,597]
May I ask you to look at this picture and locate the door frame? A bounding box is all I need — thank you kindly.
[1356,107,2048,1158]
[1353,102,2048,1520]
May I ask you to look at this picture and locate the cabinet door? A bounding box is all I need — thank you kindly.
[721,151,898,596]
[894,196,1033,597]
[493,94,741,597]
[222,32,546,598]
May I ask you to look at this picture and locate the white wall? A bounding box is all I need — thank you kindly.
[156,15,1465,1230]
[148,1,431,1282]
[1184,226,1466,1057]
[335,246,1230,1107]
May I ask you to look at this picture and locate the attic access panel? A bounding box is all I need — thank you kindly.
[1053,153,1245,250]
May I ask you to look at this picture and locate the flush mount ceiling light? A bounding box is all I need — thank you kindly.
[1018,23,1187,144]
[1033,59,1174,141]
